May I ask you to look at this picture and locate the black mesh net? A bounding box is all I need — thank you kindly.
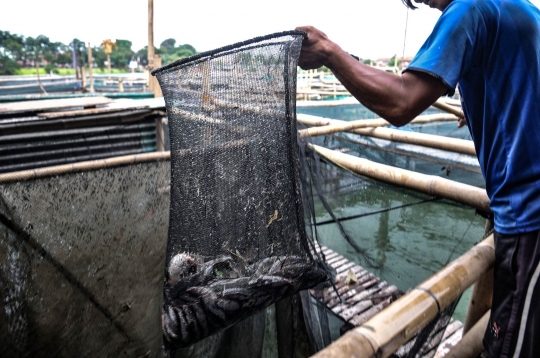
[153,31,329,350]
[0,31,488,357]
[0,161,170,357]
[296,109,486,357]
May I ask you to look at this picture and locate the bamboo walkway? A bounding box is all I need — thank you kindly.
[311,244,464,357]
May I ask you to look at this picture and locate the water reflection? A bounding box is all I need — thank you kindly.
[312,162,485,292]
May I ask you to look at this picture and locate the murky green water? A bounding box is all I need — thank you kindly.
[298,103,487,323]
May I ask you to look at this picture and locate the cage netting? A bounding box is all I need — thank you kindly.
[0,160,170,357]
[152,31,330,350]
[296,109,487,357]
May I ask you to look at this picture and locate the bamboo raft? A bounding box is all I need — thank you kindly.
[311,243,465,358]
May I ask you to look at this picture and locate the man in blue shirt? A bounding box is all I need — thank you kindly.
[297,0,540,357]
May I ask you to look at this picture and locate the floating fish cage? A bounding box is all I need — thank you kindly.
[0,31,491,358]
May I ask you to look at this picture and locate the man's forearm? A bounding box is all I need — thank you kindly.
[324,44,446,126]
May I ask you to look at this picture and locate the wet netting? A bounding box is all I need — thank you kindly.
[0,160,170,357]
[301,116,488,357]
[152,31,330,350]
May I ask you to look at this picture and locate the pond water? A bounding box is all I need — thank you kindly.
[297,102,486,323]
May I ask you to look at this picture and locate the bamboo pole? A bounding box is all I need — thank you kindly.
[156,117,165,152]
[297,113,459,137]
[442,98,462,107]
[432,99,464,118]
[313,235,495,358]
[0,152,171,184]
[107,54,112,80]
[310,144,490,212]
[87,42,94,93]
[153,54,163,98]
[0,139,249,183]
[446,310,490,358]
[35,60,47,95]
[148,0,159,95]
[332,134,481,174]
[462,219,494,334]
[350,126,476,156]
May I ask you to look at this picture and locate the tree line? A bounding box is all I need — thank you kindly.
[0,30,197,75]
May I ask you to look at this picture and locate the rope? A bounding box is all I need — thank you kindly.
[314,196,441,226]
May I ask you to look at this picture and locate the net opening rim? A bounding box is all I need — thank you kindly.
[151,30,307,76]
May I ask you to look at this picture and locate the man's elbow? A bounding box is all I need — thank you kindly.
[382,105,418,127]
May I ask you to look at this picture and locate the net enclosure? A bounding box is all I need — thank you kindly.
[152,31,329,350]
[0,159,170,357]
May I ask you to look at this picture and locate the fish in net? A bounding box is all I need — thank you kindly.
[152,31,330,350]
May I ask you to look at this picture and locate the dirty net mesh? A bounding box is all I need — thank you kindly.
[153,31,329,350]
[0,160,170,357]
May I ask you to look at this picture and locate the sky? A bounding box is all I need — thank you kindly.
[2,0,540,60]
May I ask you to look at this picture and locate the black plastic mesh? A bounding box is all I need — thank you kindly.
[0,161,170,357]
[153,31,328,350]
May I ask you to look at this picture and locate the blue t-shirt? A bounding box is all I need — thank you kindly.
[404,0,540,234]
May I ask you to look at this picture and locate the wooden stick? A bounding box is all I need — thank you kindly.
[331,134,481,174]
[462,218,494,334]
[0,152,171,183]
[296,113,458,128]
[310,144,490,212]
[432,99,464,118]
[313,235,495,358]
[350,126,476,156]
[298,113,459,138]
[0,139,248,183]
[446,311,490,358]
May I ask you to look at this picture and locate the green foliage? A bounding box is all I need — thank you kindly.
[159,38,176,52]
[0,55,20,75]
[387,55,401,67]
[159,40,197,66]
[363,59,373,65]
[44,63,59,74]
[109,39,135,69]
[91,46,107,70]
[0,30,198,72]
[0,30,25,61]
[72,39,87,67]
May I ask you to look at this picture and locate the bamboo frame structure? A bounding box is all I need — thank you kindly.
[348,126,476,156]
[462,218,495,334]
[0,151,171,183]
[332,134,481,174]
[446,311,490,358]
[298,113,459,138]
[432,99,464,118]
[0,138,252,183]
[313,235,495,358]
[310,144,490,212]
[296,113,458,128]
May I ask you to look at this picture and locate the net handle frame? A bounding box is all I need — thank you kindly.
[151,30,307,75]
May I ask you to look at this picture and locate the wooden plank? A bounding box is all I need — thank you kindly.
[344,282,388,306]
[309,245,403,342]
[327,255,346,265]
[37,104,150,118]
[340,300,373,321]
[329,275,380,304]
[349,297,393,326]
[433,327,464,358]
[336,262,356,274]
[332,258,350,268]
[0,97,113,115]
[370,285,400,304]
[323,272,375,303]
